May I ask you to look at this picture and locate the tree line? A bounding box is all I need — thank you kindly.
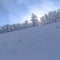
[0,9,60,34]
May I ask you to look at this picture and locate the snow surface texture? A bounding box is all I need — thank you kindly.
[0,22,60,60]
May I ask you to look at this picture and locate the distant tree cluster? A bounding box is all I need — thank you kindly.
[0,13,39,34]
[0,23,31,33]
[0,9,60,34]
[40,9,60,24]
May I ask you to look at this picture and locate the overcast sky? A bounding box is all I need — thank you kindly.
[0,0,60,26]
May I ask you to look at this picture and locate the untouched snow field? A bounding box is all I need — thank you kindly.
[0,22,60,60]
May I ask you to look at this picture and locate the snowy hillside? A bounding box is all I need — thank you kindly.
[0,22,60,60]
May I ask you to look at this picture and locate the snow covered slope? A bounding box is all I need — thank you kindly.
[0,22,60,60]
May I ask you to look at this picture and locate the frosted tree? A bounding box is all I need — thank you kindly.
[56,9,60,22]
[40,16,45,25]
[23,20,29,28]
[12,24,18,31]
[30,13,38,26]
[2,24,9,32]
[0,27,4,33]
[40,14,49,24]
[16,24,21,30]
